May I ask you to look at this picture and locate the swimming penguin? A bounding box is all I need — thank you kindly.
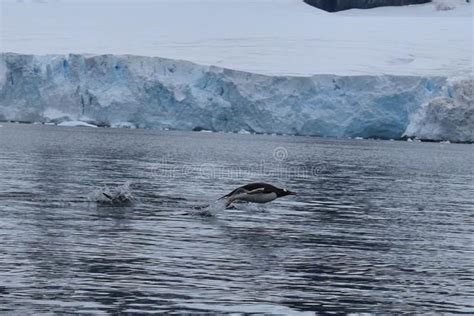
[220,182,296,207]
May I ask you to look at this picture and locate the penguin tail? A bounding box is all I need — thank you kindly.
[217,193,235,208]
[218,194,230,200]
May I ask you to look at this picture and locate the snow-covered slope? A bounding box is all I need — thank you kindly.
[1,0,472,76]
[1,53,459,140]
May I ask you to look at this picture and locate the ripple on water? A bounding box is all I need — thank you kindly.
[0,124,473,314]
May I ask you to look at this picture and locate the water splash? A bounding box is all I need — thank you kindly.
[90,181,135,206]
[186,200,227,217]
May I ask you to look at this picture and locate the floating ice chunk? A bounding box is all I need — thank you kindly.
[111,121,136,129]
[238,129,251,135]
[58,120,98,128]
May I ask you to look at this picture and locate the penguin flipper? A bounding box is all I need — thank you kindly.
[219,187,247,200]
[246,188,265,195]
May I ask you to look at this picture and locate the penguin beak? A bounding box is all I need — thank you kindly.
[288,191,297,196]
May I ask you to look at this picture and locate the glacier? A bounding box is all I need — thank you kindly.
[0,53,472,141]
[404,80,474,142]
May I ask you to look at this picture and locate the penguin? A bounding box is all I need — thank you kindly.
[220,182,296,207]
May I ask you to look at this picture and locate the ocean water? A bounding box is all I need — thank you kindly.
[0,123,473,314]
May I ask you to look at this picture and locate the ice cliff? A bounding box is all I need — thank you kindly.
[0,53,471,141]
[404,80,473,142]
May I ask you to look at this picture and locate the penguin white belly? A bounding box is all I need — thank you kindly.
[240,192,277,203]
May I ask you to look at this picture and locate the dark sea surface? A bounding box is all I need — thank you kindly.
[0,123,473,315]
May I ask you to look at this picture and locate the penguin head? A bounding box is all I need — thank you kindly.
[278,188,297,197]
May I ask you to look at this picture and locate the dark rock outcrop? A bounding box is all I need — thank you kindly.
[304,0,431,12]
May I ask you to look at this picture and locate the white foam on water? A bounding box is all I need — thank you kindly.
[91,181,135,206]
